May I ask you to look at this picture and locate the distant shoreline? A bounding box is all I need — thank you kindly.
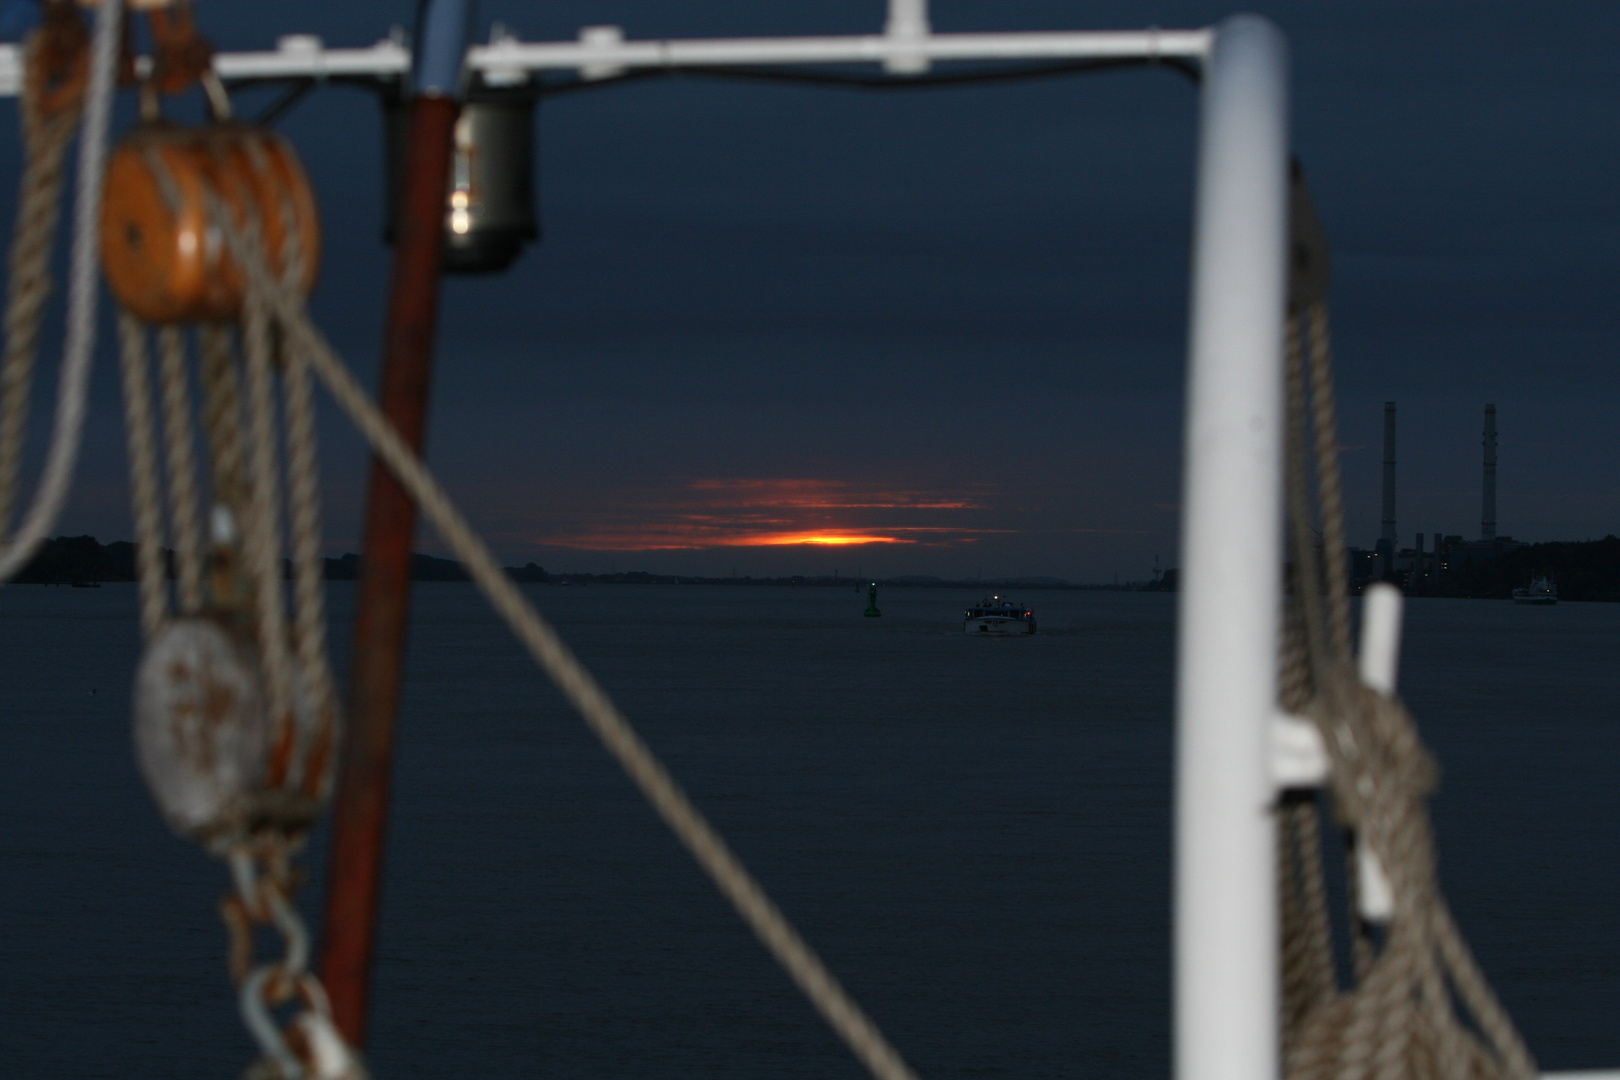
[5,535,1161,592]
[18,534,1620,600]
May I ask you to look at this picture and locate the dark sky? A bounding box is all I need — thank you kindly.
[4,2,1618,581]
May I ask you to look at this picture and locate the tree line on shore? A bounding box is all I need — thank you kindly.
[1402,535,1620,601]
[16,534,1620,600]
[5,536,542,586]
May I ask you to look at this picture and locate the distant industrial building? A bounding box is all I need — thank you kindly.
[1376,402,1397,578]
[1349,403,1520,591]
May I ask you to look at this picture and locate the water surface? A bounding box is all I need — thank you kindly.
[1,584,1614,1078]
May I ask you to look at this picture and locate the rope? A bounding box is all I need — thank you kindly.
[1278,792,1335,1047]
[0,30,82,537]
[115,312,169,640]
[1277,299,1537,1080]
[199,323,250,535]
[157,324,204,612]
[277,239,339,803]
[207,188,923,1080]
[1305,304,1351,660]
[238,242,298,793]
[0,0,122,583]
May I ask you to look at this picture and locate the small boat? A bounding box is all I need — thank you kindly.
[964,595,1036,635]
[1512,576,1557,605]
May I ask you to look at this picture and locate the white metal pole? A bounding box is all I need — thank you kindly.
[884,0,931,73]
[0,29,1216,95]
[1175,16,1289,1080]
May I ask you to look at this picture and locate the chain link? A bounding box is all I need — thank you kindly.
[228,843,369,1080]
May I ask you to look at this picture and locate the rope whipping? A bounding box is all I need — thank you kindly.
[0,0,121,583]
[204,184,924,1080]
[1277,164,1537,1080]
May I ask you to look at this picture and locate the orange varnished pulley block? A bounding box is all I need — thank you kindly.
[101,122,321,324]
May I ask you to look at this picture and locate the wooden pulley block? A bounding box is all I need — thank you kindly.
[101,121,321,324]
[133,615,269,849]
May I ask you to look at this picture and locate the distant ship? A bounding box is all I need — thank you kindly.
[963,595,1036,635]
[1512,576,1558,605]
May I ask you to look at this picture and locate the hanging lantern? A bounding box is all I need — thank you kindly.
[383,90,540,274]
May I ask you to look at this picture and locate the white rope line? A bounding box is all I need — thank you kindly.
[157,325,204,612]
[239,270,297,788]
[282,306,339,800]
[0,33,81,537]
[199,323,248,523]
[0,0,122,583]
[270,166,339,803]
[210,194,922,1080]
[115,312,168,640]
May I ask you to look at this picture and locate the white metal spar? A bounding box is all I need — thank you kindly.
[1176,18,1289,1080]
[0,28,1215,95]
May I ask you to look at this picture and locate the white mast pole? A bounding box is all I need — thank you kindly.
[1175,16,1289,1080]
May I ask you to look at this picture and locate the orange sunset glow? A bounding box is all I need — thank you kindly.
[535,478,997,551]
[708,530,906,547]
[759,534,899,546]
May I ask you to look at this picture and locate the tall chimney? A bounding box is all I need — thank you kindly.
[1481,404,1497,542]
[1381,402,1397,565]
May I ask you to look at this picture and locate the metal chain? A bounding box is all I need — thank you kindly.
[225,839,368,1080]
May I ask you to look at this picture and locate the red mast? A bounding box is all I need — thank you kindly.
[319,0,472,1049]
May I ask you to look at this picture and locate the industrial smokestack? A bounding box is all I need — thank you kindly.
[1381,401,1397,545]
[1481,404,1497,542]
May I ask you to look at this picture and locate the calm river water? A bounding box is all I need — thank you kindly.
[1,583,1616,1078]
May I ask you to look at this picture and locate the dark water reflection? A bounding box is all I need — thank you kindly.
[0,584,1614,1077]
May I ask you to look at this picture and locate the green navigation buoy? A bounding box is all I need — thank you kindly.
[864,582,881,617]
